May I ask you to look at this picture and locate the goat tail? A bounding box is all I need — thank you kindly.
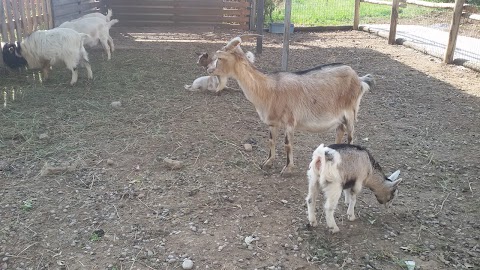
[360,74,375,93]
[106,9,113,21]
[245,51,255,63]
[107,19,119,29]
[309,144,342,185]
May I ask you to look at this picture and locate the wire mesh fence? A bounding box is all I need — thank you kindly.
[268,0,479,65]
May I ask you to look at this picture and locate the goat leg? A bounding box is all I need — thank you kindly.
[280,127,295,175]
[262,125,278,169]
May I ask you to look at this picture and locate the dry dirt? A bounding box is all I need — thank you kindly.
[1,27,479,270]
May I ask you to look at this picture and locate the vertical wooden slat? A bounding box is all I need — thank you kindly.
[12,0,23,39]
[388,0,400,44]
[4,0,16,42]
[36,0,43,29]
[42,0,50,28]
[0,0,9,42]
[22,0,32,34]
[353,0,360,30]
[30,0,37,31]
[38,0,48,29]
[444,0,465,63]
[46,0,52,28]
[18,0,28,37]
[249,0,256,30]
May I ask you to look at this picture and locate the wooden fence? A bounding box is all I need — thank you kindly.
[109,0,251,29]
[0,0,53,42]
[51,0,105,27]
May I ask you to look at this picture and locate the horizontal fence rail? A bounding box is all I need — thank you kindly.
[109,0,250,29]
[52,0,104,27]
[0,0,53,42]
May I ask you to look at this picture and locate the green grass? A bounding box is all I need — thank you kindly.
[268,0,442,26]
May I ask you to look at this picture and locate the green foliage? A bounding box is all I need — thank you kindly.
[268,0,441,26]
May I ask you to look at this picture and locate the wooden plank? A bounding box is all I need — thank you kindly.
[223,1,250,8]
[354,0,360,30]
[0,0,9,42]
[388,0,399,45]
[18,0,29,36]
[12,0,24,39]
[405,0,476,12]
[42,0,49,28]
[37,0,45,28]
[249,0,256,30]
[30,0,38,31]
[4,0,16,42]
[444,0,465,63]
[53,2,100,17]
[23,0,33,34]
[46,0,53,28]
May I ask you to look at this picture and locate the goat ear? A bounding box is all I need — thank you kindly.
[388,170,400,181]
[310,156,322,173]
[224,37,242,51]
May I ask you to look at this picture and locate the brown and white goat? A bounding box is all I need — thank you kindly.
[306,144,403,233]
[207,36,374,174]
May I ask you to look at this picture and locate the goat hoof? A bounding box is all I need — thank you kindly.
[329,226,340,234]
[280,165,293,176]
[307,220,317,228]
[348,214,356,221]
[262,160,273,169]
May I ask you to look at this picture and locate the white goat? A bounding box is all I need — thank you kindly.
[77,9,116,53]
[306,144,403,233]
[187,50,255,92]
[4,28,92,85]
[184,75,220,92]
[59,17,118,60]
[207,36,374,174]
[80,9,113,22]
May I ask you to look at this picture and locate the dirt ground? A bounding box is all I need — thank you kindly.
[1,27,479,270]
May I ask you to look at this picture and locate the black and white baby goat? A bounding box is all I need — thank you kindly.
[306,144,403,233]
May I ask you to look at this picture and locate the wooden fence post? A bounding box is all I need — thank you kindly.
[353,0,360,30]
[281,0,292,71]
[256,0,264,54]
[444,0,465,63]
[249,0,257,30]
[0,0,8,42]
[388,0,399,44]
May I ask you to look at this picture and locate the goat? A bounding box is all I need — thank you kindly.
[77,9,117,53]
[80,9,113,22]
[306,143,403,233]
[184,75,219,92]
[189,50,255,93]
[59,17,118,60]
[2,28,92,85]
[207,35,374,174]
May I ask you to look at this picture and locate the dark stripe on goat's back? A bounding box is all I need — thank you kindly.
[328,144,383,172]
[293,63,344,75]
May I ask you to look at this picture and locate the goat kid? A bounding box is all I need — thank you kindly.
[187,50,255,92]
[2,28,92,85]
[207,36,374,174]
[306,144,403,233]
[59,17,118,60]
